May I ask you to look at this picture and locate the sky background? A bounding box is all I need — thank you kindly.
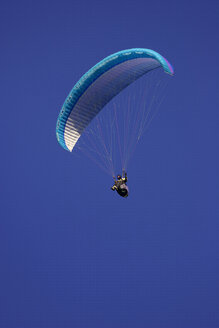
[0,0,218,327]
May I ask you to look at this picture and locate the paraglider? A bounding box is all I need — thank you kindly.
[56,48,174,197]
[111,172,129,198]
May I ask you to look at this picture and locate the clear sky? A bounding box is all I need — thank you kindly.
[0,0,218,327]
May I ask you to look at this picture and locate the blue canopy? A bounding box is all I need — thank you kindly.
[56,48,174,152]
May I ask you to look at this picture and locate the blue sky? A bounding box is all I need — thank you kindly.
[0,0,218,327]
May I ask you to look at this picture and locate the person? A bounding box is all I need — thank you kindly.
[111,171,129,198]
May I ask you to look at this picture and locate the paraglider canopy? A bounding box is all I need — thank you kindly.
[56,48,174,153]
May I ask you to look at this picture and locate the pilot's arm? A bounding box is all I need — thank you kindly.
[122,172,128,183]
